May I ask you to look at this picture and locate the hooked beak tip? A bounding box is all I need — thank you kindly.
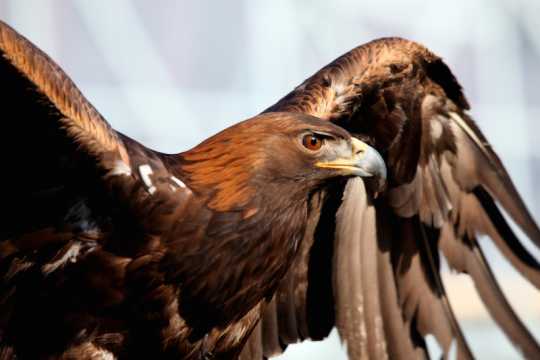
[316,138,387,193]
[361,145,387,179]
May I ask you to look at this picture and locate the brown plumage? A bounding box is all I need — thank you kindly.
[0,20,388,359]
[1,19,539,360]
[240,37,540,359]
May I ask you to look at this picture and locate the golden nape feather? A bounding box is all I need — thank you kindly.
[0,19,539,360]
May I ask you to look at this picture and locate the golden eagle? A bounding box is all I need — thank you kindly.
[0,20,538,359]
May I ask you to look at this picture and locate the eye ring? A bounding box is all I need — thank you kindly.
[302,134,324,151]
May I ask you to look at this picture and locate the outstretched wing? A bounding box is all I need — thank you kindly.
[0,21,183,357]
[0,19,130,240]
[241,38,540,359]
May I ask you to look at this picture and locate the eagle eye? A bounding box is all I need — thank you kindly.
[302,134,324,151]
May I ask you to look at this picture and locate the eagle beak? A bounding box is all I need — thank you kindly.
[316,138,387,192]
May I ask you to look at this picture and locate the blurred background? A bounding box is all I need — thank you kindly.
[1,1,539,358]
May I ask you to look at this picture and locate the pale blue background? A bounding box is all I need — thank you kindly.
[2,1,539,358]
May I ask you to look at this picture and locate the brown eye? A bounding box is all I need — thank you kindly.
[302,134,324,151]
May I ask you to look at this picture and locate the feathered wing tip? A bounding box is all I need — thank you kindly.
[336,179,473,359]
[377,79,540,357]
[336,170,540,360]
[430,111,540,357]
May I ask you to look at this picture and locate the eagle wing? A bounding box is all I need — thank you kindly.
[0,21,187,356]
[0,19,131,239]
[241,38,540,359]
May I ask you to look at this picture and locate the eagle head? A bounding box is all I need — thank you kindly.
[180,112,386,213]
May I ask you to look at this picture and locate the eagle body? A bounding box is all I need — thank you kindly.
[1,19,540,360]
[1,107,374,358]
[0,23,384,358]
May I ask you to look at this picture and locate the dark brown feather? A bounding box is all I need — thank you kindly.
[375,206,428,359]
